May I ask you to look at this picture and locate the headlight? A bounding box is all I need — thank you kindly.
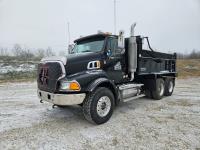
[60,80,81,91]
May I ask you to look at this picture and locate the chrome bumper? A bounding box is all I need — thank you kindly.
[37,89,86,105]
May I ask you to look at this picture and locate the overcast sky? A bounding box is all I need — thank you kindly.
[0,0,200,54]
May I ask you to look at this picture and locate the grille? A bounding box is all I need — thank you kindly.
[37,62,63,93]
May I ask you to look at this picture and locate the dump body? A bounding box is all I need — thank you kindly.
[123,36,176,80]
[138,49,176,74]
[136,36,176,75]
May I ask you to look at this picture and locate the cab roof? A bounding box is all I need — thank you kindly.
[74,33,117,43]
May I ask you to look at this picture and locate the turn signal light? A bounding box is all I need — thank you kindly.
[69,82,80,90]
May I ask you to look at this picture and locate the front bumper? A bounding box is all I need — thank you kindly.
[37,89,86,106]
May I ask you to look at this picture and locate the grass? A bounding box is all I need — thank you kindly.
[177,59,200,78]
[0,60,38,83]
[0,70,37,83]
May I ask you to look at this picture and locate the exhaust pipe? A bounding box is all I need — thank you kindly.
[128,23,137,81]
[130,23,136,37]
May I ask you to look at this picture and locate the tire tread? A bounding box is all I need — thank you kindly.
[83,87,114,124]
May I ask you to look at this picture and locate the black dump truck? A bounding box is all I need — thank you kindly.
[37,24,177,124]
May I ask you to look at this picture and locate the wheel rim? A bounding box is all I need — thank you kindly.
[159,82,164,96]
[96,96,111,117]
[168,81,174,93]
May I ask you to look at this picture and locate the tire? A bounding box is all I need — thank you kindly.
[56,105,67,108]
[164,78,174,96]
[82,87,114,124]
[152,78,165,100]
[145,89,152,98]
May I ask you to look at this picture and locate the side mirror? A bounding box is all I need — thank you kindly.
[68,44,74,54]
[118,30,125,49]
[106,49,112,57]
[116,47,125,54]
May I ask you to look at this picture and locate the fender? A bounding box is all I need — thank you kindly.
[87,77,120,106]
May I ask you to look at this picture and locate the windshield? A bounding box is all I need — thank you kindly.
[73,37,105,53]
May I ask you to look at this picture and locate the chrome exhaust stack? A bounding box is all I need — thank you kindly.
[128,23,137,81]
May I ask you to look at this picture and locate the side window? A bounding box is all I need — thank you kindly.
[107,37,119,56]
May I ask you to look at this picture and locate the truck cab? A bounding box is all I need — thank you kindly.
[37,26,177,124]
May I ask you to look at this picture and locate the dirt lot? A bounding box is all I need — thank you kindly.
[0,78,200,150]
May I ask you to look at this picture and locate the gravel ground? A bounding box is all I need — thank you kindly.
[0,78,200,150]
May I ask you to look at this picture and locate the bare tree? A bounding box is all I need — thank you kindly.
[45,47,55,57]
[36,48,45,58]
[12,44,22,57]
[0,47,9,56]
[188,49,200,59]
[23,48,34,59]
[177,49,200,59]
[58,50,66,56]
[177,53,185,59]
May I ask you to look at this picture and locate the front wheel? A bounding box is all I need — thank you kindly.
[82,87,114,124]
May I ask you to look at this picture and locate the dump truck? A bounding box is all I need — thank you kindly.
[37,24,177,124]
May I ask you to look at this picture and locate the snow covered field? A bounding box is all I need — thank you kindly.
[0,78,200,149]
[0,63,36,74]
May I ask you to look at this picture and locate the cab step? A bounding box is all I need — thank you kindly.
[122,94,145,102]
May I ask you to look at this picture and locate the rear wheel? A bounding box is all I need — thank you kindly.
[56,105,66,108]
[164,78,174,96]
[152,78,165,100]
[83,87,114,124]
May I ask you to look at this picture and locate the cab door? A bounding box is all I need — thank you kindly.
[104,37,125,84]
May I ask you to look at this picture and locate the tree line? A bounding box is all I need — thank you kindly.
[177,49,200,59]
[0,44,67,61]
[0,44,200,61]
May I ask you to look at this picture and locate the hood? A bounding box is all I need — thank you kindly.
[66,52,103,75]
[40,52,103,76]
[67,52,101,62]
[41,56,67,65]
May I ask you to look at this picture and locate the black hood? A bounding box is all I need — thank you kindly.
[65,52,103,75]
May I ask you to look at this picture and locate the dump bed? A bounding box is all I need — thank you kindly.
[136,36,177,76]
[138,49,176,75]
